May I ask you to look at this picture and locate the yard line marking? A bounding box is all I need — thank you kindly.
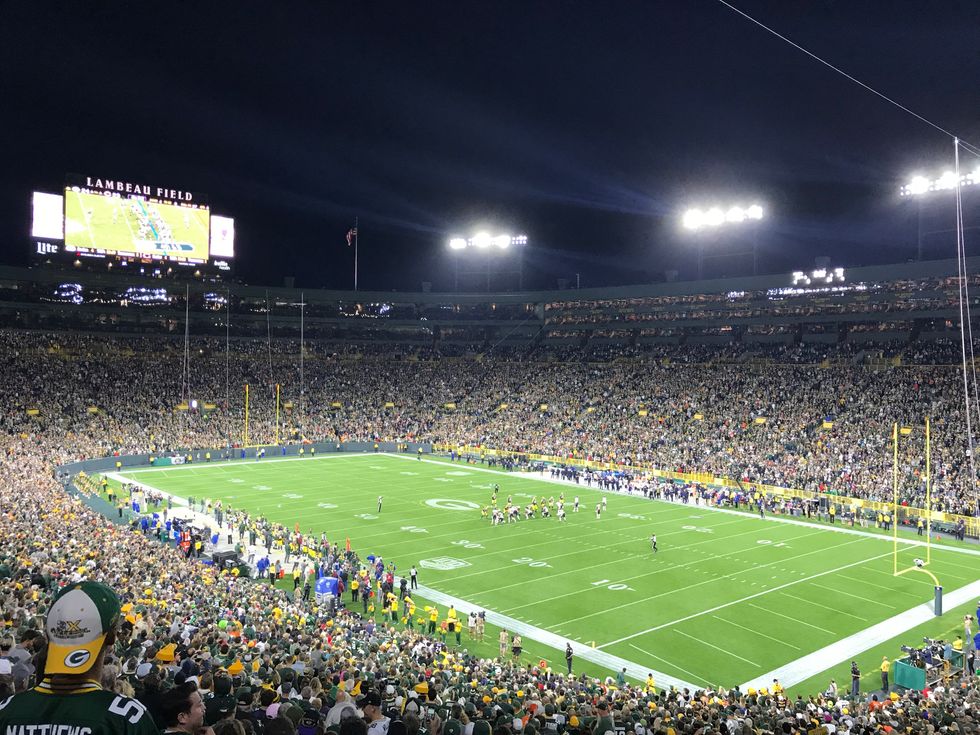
[776,592,865,621]
[819,585,894,608]
[628,644,711,687]
[741,578,980,691]
[448,515,764,585]
[835,574,922,596]
[711,615,801,650]
[746,602,836,635]
[672,629,758,667]
[594,545,891,648]
[569,535,872,634]
[407,455,980,559]
[498,525,807,612]
[412,583,698,692]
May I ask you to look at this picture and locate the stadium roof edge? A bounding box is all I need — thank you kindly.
[3,256,978,305]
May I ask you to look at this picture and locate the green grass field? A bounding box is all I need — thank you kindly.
[65,188,209,259]
[114,453,980,693]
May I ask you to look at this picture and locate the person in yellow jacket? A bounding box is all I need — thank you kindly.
[429,606,439,633]
[645,673,656,693]
[447,605,461,645]
[880,656,890,692]
[350,577,359,602]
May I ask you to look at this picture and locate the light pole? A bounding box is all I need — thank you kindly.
[448,233,528,292]
[900,170,980,260]
[681,204,765,279]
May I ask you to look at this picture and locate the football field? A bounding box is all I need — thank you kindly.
[115,453,980,691]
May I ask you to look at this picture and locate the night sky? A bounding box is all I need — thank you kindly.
[3,1,980,292]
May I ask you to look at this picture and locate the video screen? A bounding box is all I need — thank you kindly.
[209,214,235,258]
[32,191,65,240]
[64,188,210,262]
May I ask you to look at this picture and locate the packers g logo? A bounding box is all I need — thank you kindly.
[64,649,91,668]
[425,499,480,511]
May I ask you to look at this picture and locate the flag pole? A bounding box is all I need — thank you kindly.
[354,216,359,291]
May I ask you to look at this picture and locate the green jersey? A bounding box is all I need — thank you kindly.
[0,681,158,735]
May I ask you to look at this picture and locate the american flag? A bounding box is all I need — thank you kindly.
[346,227,358,247]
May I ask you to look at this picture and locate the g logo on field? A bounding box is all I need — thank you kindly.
[64,649,91,668]
[425,498,480,511]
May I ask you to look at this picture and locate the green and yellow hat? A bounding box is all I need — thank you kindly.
[44,581,121,675]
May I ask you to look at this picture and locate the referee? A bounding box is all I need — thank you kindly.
[650,534,658,553]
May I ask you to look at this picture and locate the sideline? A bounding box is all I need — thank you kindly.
[117,452,379,475]
[739,579,980,691]
[388,454,980,558]
[412,583,699,692]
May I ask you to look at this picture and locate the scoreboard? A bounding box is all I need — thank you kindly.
[31,175,235,271]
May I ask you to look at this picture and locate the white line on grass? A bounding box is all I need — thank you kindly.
[672,629,758,667]
[835,574,922,596]
[628,644,712,688]
[445,517,758,585]
[740,578,980,691]
[711,615,801,650]
[500,524,816,614]
[776,592,865,621]
[397,455,980,559]
[746,603,836,635]
[566,536,875,633]
[412,583,698,692]
[595,548,893,648]
[496,523,796,611]
[818,585,893,608]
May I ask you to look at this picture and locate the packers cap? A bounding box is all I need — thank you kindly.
[45,581,121,675]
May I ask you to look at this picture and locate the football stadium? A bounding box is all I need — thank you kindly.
[5,4,980,735]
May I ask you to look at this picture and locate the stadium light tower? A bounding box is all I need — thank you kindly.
[447,232,528,291]
[900,169,980,260]
[680,203,765,279]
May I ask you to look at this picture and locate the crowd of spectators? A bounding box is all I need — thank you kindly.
[2,325,980,734]
[2,328,977,514]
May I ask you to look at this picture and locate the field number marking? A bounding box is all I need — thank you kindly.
[282,493,303,499]
[682,525,713,533]
[452,539,484,549]
[355,513,378,520]
[757,540,789,548]
[591,579,635,592]
[317,502,337,509]
[617,513,646,520]
[401,525,429,533]
[513,556,551,568]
